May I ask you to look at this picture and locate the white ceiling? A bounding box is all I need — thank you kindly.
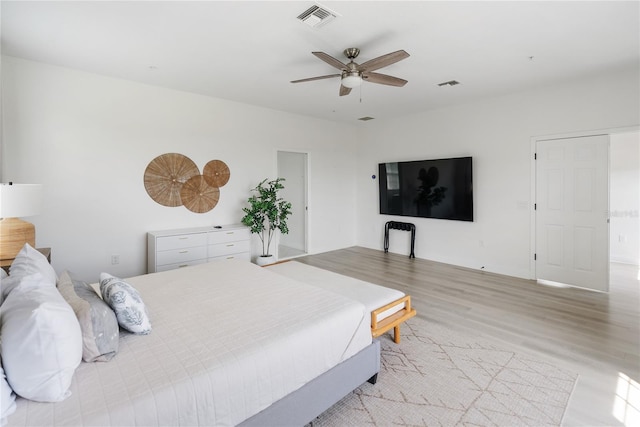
[2,1,639,124]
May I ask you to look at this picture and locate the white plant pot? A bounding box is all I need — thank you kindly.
[255,255,275,266]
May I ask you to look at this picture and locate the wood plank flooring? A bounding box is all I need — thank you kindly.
[295,246,640,426]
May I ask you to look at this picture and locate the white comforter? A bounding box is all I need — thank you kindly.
[7,259,371,426]
[268,261,405,321]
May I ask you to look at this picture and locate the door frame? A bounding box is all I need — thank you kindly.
[529,125,639,284]
[275,149,309,256]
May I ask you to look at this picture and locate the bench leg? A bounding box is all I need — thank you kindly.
[393,325,401,344]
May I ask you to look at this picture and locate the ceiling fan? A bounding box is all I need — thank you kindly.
[291,48,410,96]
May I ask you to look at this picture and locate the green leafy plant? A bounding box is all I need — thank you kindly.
[241,178,292,257]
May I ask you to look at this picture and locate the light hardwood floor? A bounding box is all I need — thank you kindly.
[296,246,640,426]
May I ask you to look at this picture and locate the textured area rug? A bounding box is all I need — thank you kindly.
[313,317,577,427]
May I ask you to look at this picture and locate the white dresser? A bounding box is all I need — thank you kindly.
[147,224,251,273]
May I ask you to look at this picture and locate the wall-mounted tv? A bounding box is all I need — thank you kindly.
[378,156,473,221]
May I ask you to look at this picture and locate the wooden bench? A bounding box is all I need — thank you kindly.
[267,261,416,343]
[371,295,416,343]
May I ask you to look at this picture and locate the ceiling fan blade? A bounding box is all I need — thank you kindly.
[312,52,347,70]
[363,72,408,87]
[339,85,352,96]
[291,74,341,84]
[358,50,410,72]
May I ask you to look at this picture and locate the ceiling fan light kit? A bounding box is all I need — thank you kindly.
[291,47,409,96]
[341,71,362,88]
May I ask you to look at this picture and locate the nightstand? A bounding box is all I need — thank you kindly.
[0,247,51,274]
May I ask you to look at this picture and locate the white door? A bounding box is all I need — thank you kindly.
[535,135,609,292]
[277,151,308,258]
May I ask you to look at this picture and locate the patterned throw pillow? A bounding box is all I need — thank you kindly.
[57,271,119,362]
[99,273,151,335]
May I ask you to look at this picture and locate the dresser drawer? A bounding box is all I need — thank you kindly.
[208,228,250,245]
[208,240,250,258]
[156,233,207,251]
[156,245,208,266]
[156,258,207,272]
[208,252,251,263]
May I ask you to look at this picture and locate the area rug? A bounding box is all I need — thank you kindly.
[312,317,578,427]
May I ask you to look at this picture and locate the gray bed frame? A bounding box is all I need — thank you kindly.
[239,340,381,426]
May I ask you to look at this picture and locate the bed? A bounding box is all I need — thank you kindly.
[268,261,416,343]
[4,259,379,427]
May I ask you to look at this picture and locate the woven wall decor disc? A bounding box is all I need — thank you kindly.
[203,160,231,188]
[144,153,199,207]
[180,175,220,213]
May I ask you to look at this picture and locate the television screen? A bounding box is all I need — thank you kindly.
[378,157,473,221]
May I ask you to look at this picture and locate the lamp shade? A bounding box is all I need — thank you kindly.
[0,183,43,218]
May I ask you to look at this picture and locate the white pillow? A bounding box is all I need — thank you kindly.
[0,273,82,402]
[1,273,52,303]
[0,361,16,424]
[0,268,7,305]
[8,243,57,286]
[100,273,152,335]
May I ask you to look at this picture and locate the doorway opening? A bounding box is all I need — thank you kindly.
[277,151,308,260]
[610,131,639,268]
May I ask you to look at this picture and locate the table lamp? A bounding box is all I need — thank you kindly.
[0,183,43,261]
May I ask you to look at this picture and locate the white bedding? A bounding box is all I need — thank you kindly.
[7,259,371,427]
[267,261,405,321]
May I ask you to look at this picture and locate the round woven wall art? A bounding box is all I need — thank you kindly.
[180,175,220,213]
[144,153,199,207]
[203,160,231,188]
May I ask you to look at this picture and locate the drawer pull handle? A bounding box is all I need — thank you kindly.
[226,232,234,235]
[179,250,189,254]
[178,264,189,268]
[226,256,234,259]
[178,237,189,240]
[226,244,234,247]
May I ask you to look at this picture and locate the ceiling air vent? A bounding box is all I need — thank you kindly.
[437,80,461,87]
[297,4,338,28]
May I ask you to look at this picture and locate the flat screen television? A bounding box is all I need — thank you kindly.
[378,156,473,221]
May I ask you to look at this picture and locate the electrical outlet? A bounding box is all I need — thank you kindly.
[111,254,120,265]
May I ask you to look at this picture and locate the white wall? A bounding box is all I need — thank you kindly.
[610,131,640,265]
[356,66,640,278]
[1,57,358,282]
[4,57,639,283]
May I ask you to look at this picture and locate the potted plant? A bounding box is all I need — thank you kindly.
[241,178,292,266]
